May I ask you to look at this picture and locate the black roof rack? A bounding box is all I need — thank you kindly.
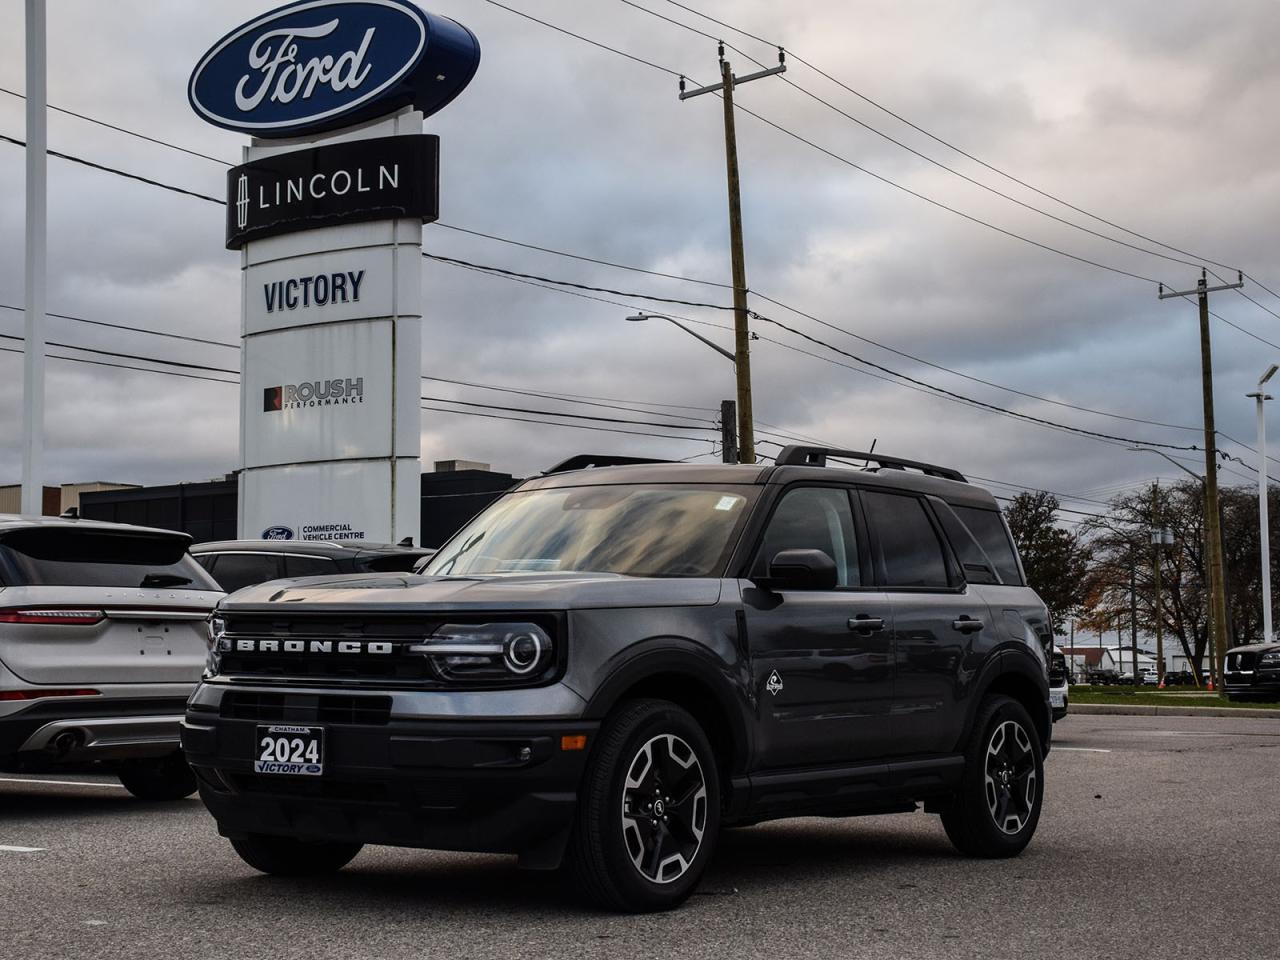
[543,454,672,475]
[774,445,967,483]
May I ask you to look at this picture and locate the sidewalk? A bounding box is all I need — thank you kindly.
[1072,703,1280,719]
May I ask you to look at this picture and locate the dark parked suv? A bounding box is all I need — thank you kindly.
[1223,642,1280,700]
[191,539,436,593]
[183,448,1053,911]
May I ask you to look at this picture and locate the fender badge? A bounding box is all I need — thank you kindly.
[765,670,783,696]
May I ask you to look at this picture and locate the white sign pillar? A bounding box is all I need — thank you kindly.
[236,110,423,544]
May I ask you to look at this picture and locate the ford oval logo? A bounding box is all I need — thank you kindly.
[261,526,295,540]
[189,0,480,138]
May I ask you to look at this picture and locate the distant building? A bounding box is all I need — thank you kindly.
[78,462,519,547]
[0,481,138,517]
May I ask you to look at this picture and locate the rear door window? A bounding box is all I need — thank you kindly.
[862,491,951,589]
[0,528,219,591]
[204,553,282,592]
[952,506,1024,585]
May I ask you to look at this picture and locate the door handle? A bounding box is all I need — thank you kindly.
[848,616,885,633]
[952,616,984,633]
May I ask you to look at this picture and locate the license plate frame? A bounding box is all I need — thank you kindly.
[254,724,325,776]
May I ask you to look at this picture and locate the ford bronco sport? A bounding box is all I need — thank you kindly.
[183,447,1053,911]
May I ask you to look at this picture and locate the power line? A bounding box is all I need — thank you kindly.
[652,0,1250,276]
[420,394,716,432]
[0,86,230,166]
[421,403,714,445]
[618,0,1218,275]
[1,121,1271,434]
[0,132,223,205]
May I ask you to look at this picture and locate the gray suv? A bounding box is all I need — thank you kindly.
[183,447,1052,911]
[0,515,223,798]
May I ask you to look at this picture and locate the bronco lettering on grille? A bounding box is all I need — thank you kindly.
[226,638,394,654]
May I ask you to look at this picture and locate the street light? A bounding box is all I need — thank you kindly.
[625,313,737,363]
[1247,363,1278,643]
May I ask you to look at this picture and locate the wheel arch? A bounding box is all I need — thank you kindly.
[957,649,1052,754]
[581,644,752,790]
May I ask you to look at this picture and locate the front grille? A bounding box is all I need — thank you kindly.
[218,614,445,685]
[1228,652,1259,672]
[220,691,392,726]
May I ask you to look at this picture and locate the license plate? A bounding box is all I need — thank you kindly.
[254,725,324,776]
[1049,689,1066,708]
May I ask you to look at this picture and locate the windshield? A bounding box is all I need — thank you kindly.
[424,484,756,578]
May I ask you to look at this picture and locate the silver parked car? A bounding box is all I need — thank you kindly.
[0,515,223,799]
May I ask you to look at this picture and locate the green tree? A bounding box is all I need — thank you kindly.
[1004,491,1093,634]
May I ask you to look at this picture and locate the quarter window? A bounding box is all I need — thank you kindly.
[862,491,950,589]
[206,553,282,592]
[754,487,859,587]
[953,506,1023,585]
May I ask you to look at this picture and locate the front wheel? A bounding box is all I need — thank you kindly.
[563,699,721,912]
[940,695,1044,858]
[228,833,363,876]
[117,752,198,801]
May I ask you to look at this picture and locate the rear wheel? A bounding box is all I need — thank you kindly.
[564,699,720,912]
[117,752,198,801]
[228,833,363,876]
[940,695,1044,857]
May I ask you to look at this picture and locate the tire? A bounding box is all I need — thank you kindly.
[228,833,363,877]
[940,695,1044,858]
[117,752,198,801]
[563,698,721,912]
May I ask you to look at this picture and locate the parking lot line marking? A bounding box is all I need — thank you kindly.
[0,776,127,789]
[1054,747,1112,753]
[0,845,45,853]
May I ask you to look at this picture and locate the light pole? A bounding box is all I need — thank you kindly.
[626,313,739,463]
[626,313,736,363]
[1247,363,1278,644]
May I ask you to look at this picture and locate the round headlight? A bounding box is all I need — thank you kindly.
[504,630,546,674]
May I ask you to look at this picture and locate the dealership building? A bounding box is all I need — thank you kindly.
[66,460,516,548]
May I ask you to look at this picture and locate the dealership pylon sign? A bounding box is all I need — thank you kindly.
[190,0,479,544]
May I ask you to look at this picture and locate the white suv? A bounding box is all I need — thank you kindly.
[0,515,223,798]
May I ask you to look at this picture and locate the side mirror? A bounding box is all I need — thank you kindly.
[758,548,838,591]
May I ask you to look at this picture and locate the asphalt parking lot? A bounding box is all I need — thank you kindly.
[2,714,1277,960]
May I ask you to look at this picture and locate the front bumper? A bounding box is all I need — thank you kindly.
[1223,669,1280,700]
[182,694,599,868]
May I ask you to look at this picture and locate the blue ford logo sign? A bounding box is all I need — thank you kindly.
[261,526,296,540]
[189,0,480,138]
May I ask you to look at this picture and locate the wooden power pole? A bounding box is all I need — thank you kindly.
[680,46,785,464]
[1159,269,1244,695]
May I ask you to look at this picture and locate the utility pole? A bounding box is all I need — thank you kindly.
[1247,364,1278,643]
[21,0,47,517]
[719,400,739,464]
[1159,269,1244,695]
[680,45,786,465]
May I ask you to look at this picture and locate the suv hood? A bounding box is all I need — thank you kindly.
[1226,642,1280,655]
[219,571,725,612]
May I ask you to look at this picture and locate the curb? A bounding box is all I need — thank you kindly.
[1070,703,1280,719]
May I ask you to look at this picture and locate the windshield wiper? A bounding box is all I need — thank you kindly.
[140,573,192,588]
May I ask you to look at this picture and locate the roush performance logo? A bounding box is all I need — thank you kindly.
[264,376,365,411]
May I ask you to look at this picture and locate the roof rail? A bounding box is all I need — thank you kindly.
[774,445,967,483]
[543,454,672,475]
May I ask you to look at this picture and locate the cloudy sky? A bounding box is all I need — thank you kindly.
[3,0,1280,522]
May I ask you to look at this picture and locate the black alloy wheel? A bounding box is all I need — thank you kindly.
[940,694,1044,858]
[983,719,1037,835]
[620,733,709,884]
[564,698,721,912]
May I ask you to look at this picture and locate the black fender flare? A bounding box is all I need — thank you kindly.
[955,646,1052,753]
[580,638,753,777]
